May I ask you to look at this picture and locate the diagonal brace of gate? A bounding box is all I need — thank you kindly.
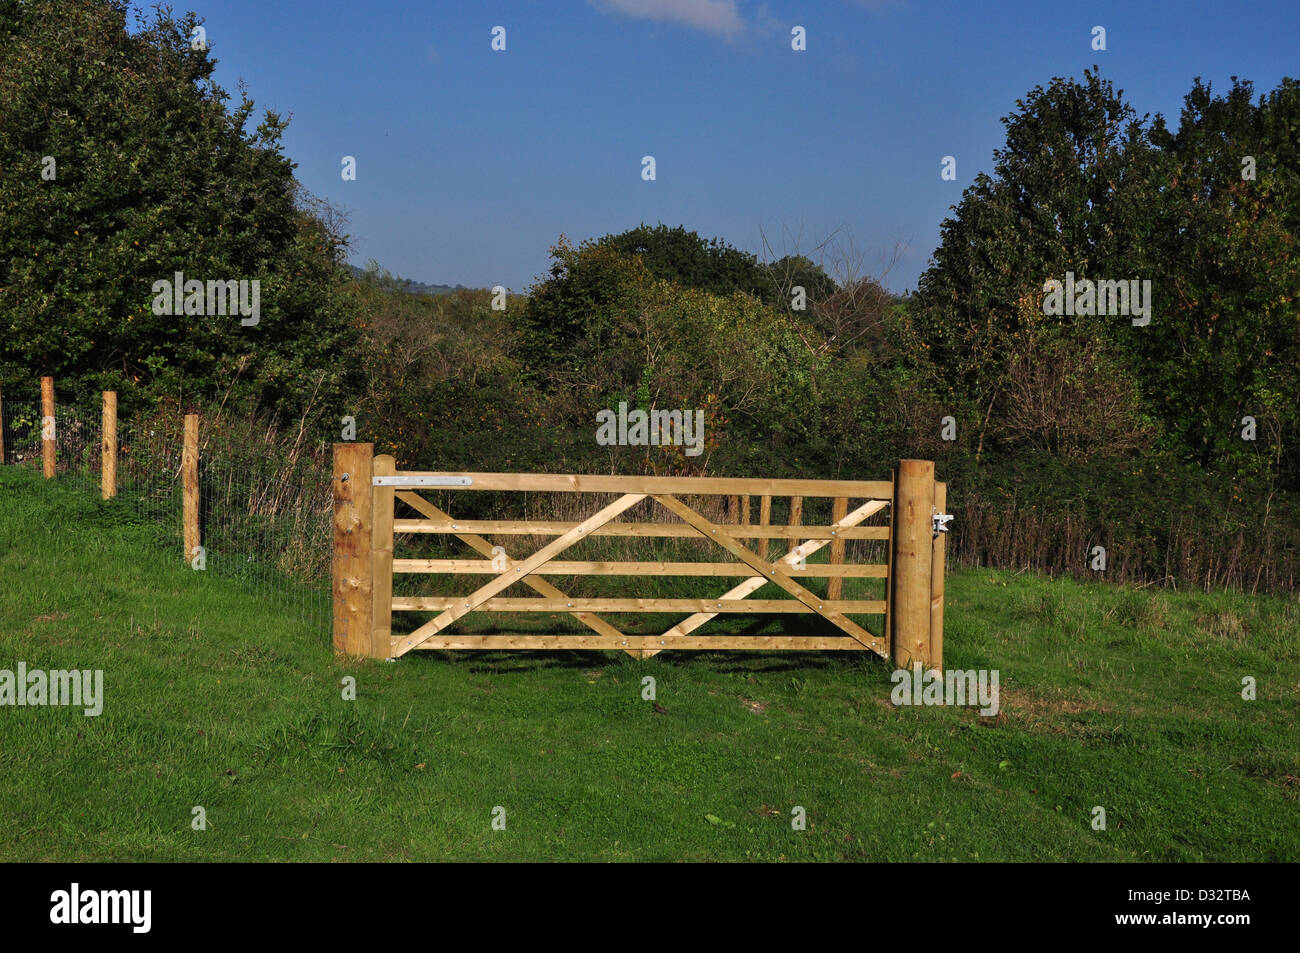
[650,498,887,650]
[390,493,647,657]
[652,494,884,654]
[393,491,639,657]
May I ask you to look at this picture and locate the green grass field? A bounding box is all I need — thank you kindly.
[1,465,1296,862]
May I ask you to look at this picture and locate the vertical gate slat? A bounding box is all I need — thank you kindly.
[930,480,947,670]
[371,454,397,658]
[827,497,848,600]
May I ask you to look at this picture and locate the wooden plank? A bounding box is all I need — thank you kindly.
[883,469,895,661]
[182,414,199,564]
[391,471,893,499]
[395,491,635,656]
[757,494,771,559]
[657,499,886,641]
[101,391,117,499]
[332,443,374,655]
[651,494,883,654]
[786,495,802,563]
[390,492,647,657]
[892,460,934,668]
[391,597,886,613]
[409,635,873,651]
[41,376,54,479]
[827,496,849,600]
[392,559,888,577]
[930,480,947,671]
[370,454,396,658]
[391,518,888,540]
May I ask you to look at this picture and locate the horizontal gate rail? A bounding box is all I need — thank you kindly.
[407,635,877,651]
[390,597,887,613]
[387,471,891,499]
[331,448,947,669]
[392,559,889,577]
[391,519,889,539]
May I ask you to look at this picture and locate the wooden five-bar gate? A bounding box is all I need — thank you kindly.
[332,445,949,669]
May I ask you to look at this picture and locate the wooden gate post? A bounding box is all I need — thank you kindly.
[0,384,6,464]
[930,481,947,671]
[370,454,396,659]
[332,443,374,656]
[41,376,54,479]
[891,459,935,670]
[102,391,117,499]
[182,414,199,563]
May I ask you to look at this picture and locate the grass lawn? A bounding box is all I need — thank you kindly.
[0,464,1296,861]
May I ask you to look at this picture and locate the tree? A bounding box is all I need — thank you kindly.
[907,68,1168,460]
[516,235,654,374]
[1141,77,1300,485]
[599,224,771,300]
[0,0,358,421]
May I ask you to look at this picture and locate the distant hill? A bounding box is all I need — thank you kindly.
[346,262,468,296]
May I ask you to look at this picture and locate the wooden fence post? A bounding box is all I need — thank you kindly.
[332,442,374,656]
[891,459,935,669]
[930,480,947,670]
[41,376,54,479]
[371,454,396,659]
[0,384,5,465]
[182,414,199,564]
[102,391,117,499]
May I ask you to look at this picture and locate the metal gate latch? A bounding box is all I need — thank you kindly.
[932,512,954,538]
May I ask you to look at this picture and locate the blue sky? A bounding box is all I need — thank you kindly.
[140,1,1297,293]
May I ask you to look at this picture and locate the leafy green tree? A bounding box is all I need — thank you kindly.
[597,223,836,307]
[0,0,358,420]
[1142,77,1300,485]
[516,235,654,375]
[907,67,1299,482]
[519,225,840,375]
[599,224,771,300]
[909,69,1158,438]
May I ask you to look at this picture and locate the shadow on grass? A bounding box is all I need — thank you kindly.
[396,646,893,677]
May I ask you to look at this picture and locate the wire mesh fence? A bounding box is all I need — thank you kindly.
[0,394,330,634]
[195,430,332,633]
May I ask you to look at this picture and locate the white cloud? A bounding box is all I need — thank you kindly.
[590,0,746,39]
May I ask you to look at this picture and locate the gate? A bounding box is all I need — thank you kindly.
[332,445,948,669]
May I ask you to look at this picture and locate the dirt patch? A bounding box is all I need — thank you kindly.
[34,612,70,623]
[739,696,768,714]
[999,687,1113,734]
